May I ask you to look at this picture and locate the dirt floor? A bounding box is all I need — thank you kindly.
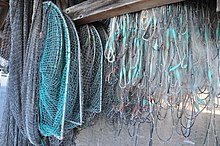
[0,74,219,146]
[75,109,220,146]
[75,111,220,146]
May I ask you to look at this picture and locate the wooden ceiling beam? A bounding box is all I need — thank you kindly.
[64,0,185,25]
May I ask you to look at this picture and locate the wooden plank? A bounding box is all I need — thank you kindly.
[64,0,184,25]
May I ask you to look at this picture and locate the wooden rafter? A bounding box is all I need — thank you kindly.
[64,0,185,25]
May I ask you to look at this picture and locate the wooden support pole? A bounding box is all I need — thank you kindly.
[0,30,3,38]
[0,1,9,29]
[217,0,220,11]
[64,0,184,25]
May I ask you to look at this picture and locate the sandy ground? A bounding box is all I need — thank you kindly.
[75,111,220,146]
[0,74,219,146]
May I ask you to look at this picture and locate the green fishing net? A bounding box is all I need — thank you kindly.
[39,1,82,139]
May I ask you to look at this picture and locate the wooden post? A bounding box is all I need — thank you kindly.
[64,0,184,25]
[0,1,9,29]
[217,0,220,11]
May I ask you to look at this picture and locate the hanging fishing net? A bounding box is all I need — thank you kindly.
[77,24,103,124]
[63,13,83,129]
[0,0,45,145]
[93,23,118,120]
[21,0,43,145]
[0,1,77,145]
[39,1,82,140]
[0,14,10,73]
[104,0,220,145]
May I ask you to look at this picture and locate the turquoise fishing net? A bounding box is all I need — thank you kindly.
[39,1,81,139]
[39,1,104,141]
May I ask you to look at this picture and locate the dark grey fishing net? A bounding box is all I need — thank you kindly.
[93,23,118,119]
[22,0,44,145]
[77,25,103,124]
[0,0,41,145]
[63,14,82,129]
[0,14,10,72]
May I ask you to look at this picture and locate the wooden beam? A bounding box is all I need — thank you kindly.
[64,0,184,25]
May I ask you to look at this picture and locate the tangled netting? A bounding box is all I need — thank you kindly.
[104,0,219,145]
[1,0,220,145]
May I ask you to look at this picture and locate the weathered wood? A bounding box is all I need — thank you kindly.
[0,1,8,7]
[0,1,8,29]
[0,30,3,38]
[217,0,220,11]
[64,0,184,25]
[56,0,68,10]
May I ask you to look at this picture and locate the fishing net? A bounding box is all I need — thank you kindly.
[39,1,70,139]
[93,23,118,120]
[0,1,77,145]
[105,0,220,145]
[77,25,103,124]
[22,0,43,145]
[0,15,10,73]
[63,14,82,129]
[39,1,81,140]
[2,0,220,145]
[0,0,44,145]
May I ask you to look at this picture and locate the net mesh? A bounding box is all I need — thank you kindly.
[2,0,219,145]
[93,23,118,119]
[22,0,43,145]
[39,2,83,142]
[0,0,43,145]
[39,1,71,139]
[63,14,82,129]
[0,1,77,145]
[0,14,10,72]
[77,25,103,124]
[104,0,220,145]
